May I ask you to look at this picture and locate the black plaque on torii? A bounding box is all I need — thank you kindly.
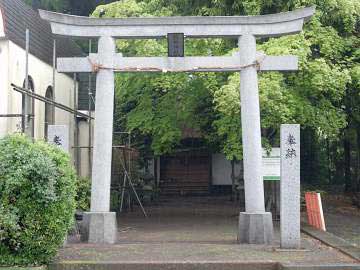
[167,33,184,57]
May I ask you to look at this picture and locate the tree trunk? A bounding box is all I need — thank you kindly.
[344,134,352,192]
[327,139,331,184]
[356,126,360,192]
[231,159,235,201]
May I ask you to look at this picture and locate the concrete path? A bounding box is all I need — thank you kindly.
[322,194,360,247]
[60,196,359,269]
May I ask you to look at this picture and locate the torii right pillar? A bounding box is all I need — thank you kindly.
[237,34,273,244]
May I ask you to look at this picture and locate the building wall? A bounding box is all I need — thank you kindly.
[211,148,280,185]
[0,40,9,136]
[78,118,93,178]
[211,153,243,185]
[0,40,80,165]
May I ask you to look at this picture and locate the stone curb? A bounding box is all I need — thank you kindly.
[0,267,46,270]
[46,261,360,270]
[48,261,280,270]
[280,264,360,270]
[3,262,360,270]
[301,223,360,262]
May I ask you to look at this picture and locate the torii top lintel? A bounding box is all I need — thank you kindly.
[39,7,315,39]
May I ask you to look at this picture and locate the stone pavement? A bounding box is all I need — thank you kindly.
[59,196,360,269]
[322,194,360,247]
[302,223,360,261]
[300,193,360,261]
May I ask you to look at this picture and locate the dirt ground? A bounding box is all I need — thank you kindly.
[321,193,360,247]
[62,196,357,265]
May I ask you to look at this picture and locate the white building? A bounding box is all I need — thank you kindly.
[0,0,92,175]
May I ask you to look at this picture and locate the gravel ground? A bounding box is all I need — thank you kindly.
[62,196,357,265]
[321,194,360,247]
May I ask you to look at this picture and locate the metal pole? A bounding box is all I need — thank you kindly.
[23,29,29,134]
[12,84,93,119]
[120,158,147,218]
[25,29,29,91]
[128,132,131,177]
[52,39,56,123]
[88,39,92,178]
[73,73,80,174]
[0,114,24,118]
[119,173,127,213]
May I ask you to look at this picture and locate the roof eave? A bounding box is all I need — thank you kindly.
[0,7,6,38]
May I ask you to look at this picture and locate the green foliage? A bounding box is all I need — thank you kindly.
[23,0,119,16]
[27,0,359,187]
[75,177,91,211]
[23,0,68,12]
[0,135,76,266]
[93,0,228,155]
[93,0,359,182]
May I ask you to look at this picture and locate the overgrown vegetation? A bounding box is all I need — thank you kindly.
[90,0,360,192]
[75,176,91,211]
[0,135,77,266]
[24,0,118,16]
[23,0,360,192]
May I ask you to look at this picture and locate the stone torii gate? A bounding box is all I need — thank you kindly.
[40,7,314,244]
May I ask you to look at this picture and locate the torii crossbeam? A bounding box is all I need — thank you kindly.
[57,52,298,73]
[40,7,315,245]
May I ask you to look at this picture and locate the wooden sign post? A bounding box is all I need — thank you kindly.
[305,192,326,231]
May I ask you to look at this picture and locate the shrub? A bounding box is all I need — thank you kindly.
[75,176,91,211]
[0,134,77,266]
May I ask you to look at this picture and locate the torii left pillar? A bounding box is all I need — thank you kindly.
[82,36,117,244]
[237,34,273,244]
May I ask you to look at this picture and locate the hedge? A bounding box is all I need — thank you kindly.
[0,134,77,266]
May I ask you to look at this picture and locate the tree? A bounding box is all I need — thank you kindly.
[24,0,68,12]
[23,0,117,15]
[93,0,359,190]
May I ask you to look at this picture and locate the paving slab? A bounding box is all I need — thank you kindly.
[321,194,360,247]
[281,264,360,270]
[301,223,360,261]
[61,197,359,269]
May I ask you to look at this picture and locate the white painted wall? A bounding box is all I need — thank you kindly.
[7,41,77,140]
[0,40,9,136]
[211,153,243,185]
[78,118,93,178]
[212,148,280,185]
[0,40,81,166]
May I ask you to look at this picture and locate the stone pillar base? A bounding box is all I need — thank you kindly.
[238,212,274,244]
[81,212,117,244]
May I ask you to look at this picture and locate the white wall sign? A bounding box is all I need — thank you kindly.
[262,148,280,181]
[47,125,69,152]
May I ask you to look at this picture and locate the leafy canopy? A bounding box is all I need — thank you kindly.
[93,0,359,160]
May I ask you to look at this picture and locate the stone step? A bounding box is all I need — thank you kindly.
[48,262,360,270]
